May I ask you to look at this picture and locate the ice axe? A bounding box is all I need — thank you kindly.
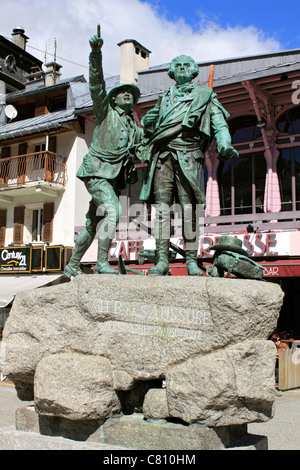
[118,255,145,275]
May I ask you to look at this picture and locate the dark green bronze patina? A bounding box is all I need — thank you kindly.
[136,54,238,276]
[64,35,261,281]
[64,33,141,277]
[207,236,264,280]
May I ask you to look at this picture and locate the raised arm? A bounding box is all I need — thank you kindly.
[88,34,108,121]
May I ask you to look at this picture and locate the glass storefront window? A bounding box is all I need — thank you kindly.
[218,153,266,215]
[229,115,263,144]
[277,147,300,211]
[277,107,300,135]
[234,154,253,214]
[254,153,267,213]
[295,148,300,209]
[278,149,293,211]
[218,159,232,215]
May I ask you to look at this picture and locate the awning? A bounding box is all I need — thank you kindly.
[0,274,64,308]
[260,259,300,278]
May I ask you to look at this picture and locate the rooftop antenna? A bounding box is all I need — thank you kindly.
[54,37,57,62]
[53,38,57,84]
[44,42,48,63]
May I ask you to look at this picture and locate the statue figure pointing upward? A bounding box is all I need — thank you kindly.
[65,32,141,277]
[137,54,238,276]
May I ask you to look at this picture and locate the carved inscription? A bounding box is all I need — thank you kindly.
[98,299,211,326]
[96,299,212,341]
[101,320,207,340]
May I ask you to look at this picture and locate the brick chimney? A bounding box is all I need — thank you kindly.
[11,26,29,50]
[118,39,151,84]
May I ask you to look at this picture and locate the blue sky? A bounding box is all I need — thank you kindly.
[0,0,299,79]
[141,0,300,50]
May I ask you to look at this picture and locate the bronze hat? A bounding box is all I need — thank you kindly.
[209,235,249,257]
[108,83,141,104]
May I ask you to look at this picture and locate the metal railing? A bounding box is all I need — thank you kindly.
[0,151,67,187]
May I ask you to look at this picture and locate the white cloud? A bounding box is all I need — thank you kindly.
[0,0,282,81]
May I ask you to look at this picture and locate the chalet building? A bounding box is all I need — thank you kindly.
[0,30,299,339]
[0,28,91,331]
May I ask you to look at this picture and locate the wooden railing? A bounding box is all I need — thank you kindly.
[0,151,67,187]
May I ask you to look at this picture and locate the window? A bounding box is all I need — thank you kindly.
[34,144,46,153]
[277,107,300,135]
[32,208,43,242]
[13,206,25,244]
[218,153,266,215]
[49,96,67,112]
[229,115,263,144]
[218,159,232,216]
[277,147,300,211]
[0,209,7,246]
[42,202,54,243]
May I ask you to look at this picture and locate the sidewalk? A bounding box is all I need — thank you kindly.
[1,380,300,450]
[248,388,300,450]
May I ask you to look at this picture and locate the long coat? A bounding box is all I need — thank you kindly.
[137,84,232,204]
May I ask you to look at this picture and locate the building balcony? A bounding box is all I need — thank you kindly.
[0,151,67,199]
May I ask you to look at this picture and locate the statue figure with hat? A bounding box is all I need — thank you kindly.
[137,54,238,276]
[208,235,264,280]
[64,30,141,277]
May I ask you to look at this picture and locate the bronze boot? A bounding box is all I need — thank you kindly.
[94,236,118,275]
[64,260,84,278]
[148,239,170,276]
[64,231,91,278]
[186,250,204,276]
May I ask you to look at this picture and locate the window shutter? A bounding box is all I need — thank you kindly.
[13,206,25,244]
[48,136,57,153]
[42,202,54,243]
[0,209,7,246]
[18,143,28,155]
[1,147,11,158]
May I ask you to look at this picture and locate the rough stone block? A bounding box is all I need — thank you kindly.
[166,340,276,427]
[0,275,284,434]
[34,353,121,420]
[143,388,169,419]
[100,414,225,450]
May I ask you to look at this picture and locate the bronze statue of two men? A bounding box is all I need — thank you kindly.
[64,34,238,278]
